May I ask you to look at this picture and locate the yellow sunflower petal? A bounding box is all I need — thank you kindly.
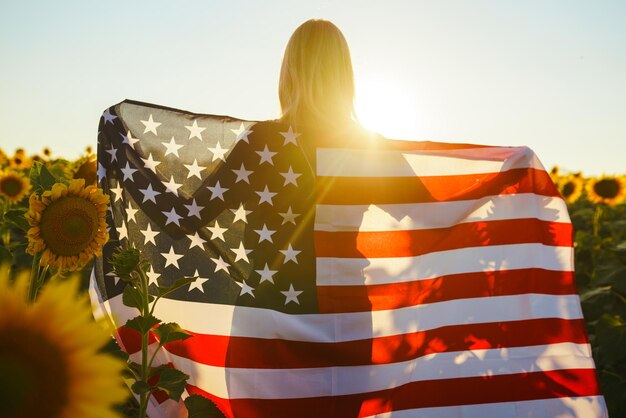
[0,270,127,418]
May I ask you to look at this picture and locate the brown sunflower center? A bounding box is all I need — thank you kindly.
[0,177,23,197]
[561,181,575,198]
[0,327,69,418]
[40,196,99,256]
[593,179,620,199]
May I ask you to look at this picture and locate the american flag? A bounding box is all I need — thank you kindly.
[90,99,608,418]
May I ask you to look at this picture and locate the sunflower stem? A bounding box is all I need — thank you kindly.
[27,252,42,302]
[138,266,151,418]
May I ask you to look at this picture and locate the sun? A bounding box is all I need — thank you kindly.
[354,75,421,140]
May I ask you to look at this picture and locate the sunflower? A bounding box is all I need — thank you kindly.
[25,178,110,271]
[9,149,32,170]
[0,170,32,204]
[0,267,127,418]
[586,175,626,206]
[67,154,98,186]
[557,175,584,204]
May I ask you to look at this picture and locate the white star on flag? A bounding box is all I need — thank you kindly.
[141,114,161,135]
[140,223,159,246]
[208,142,229,162]
[281,284,303,305]
[237,280,255,297]
[126,202,139,223]
[163,175,183,196]
[280,243,300,264]
[146,265,160,286]
[256,263,277,284]
[184,198,204,219]
[278,207,299,225]
[161,246,184,269]
[207,221,227,241]
[187,232,207,249]
[121,130,139,147]
[232,163,253,184]
[106,145,118,162]
[162,207,183,226]
[256,144,277,165]
[208,180,227,201]
[231,204,251,223]
[256,185,276,206]
[103,108,117,124]
[121,162,138,182]
[210,255,230,274]
[162,137,184,157]
[279,166,301,187]
[230,122,252,143]
[280,126,300,146]
[141,153,161,172]
[254,224,275,243]
[97,162,107,182]
[116,221,128,240]
[184,159,206,179]
[110,184,124,202]
[231,242,252,263]
[188,269,209,293]
[185,120,206,140]
[139,184,160,203]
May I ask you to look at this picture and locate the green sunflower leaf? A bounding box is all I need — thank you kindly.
[156,276,197,298]
[153,322,193,346]
[131,380,152,395]
[125,314,160,335]
[152,367,189,401]
[4,208,29,232]
[122,284,145,312]
[39,164,59,190]
[185,394,226,418]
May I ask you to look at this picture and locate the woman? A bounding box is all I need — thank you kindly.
[277,19,377,162]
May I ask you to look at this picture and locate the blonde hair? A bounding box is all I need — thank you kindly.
[279,19,356,131]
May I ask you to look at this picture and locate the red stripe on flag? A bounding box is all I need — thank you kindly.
[317,268,576,313]
[160,318,586,369]
[314,219,572,259]
[316,168,558,205]
[187,368,601,418]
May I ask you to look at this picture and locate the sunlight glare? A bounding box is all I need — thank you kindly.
[355,75,420,140]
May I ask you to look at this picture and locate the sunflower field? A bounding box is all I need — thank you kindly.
[0,146,625,417]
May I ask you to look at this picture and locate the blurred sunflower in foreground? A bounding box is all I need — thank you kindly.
[557,175,584,204]
[0,170,31,204]
[25,178,109,271]
[586,175,626,206]
[0,268,127,418]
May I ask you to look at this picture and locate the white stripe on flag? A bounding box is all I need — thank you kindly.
[316,146,543,177]
[162,342,593,399]
[315,193,570,232]
[317,243,572,286]
[367,396,608,418]
[107,293,583,343]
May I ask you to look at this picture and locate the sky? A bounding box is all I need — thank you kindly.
[1,0,625,176]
